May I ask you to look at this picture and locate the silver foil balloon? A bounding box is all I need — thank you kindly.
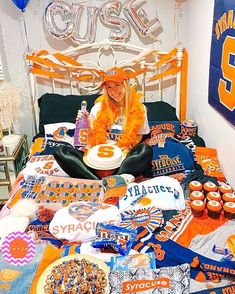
[71,4,99,45]
[44,1,74,40]
[99,0,131,42]
[123,0,162,39]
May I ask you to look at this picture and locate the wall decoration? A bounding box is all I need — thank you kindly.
[12,0,30,11]
[71,5,99,45]
[123,0,161,39]
[208,0,235,127]
[44,0,162,45]
[44,2,99,44]
[99,1,131,42]
[44,1,74,41]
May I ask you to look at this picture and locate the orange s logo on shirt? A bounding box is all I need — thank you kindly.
[43,161,53,169]
[218,36,235,111]
[97,145,114,158]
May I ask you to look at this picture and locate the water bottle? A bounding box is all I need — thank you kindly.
[73,101,88,147]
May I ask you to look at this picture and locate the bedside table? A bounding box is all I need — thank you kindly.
[0,134,28,192]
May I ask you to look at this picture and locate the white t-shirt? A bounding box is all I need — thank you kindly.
[49,201,121,242]
[118,176,185,212]
[90,102,150,143]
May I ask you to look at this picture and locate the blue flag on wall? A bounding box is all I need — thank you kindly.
[209,0,235,127]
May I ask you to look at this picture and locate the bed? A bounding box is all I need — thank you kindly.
[0,40,234,294]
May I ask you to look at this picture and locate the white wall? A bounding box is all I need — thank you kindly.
[185,0,235,188]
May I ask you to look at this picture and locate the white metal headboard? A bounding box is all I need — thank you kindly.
[27,39,186,132]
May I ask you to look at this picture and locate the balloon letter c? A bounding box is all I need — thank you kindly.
[44,1,73,40]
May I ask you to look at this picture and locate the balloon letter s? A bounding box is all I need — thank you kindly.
[99,0,131,42]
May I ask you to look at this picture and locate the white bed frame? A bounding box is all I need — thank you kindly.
[27,39,185,132]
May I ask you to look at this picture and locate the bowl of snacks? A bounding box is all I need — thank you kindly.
[37,254,109,294]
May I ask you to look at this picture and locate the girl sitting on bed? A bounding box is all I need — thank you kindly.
[54,67,153,180]
[88,67,149,149]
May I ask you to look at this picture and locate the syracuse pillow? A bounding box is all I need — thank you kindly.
[145,120,180,145]
[44,122,75,145]
[37,122,76,156]
[142,101,180,144]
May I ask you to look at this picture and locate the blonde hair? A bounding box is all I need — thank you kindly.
[88,84,145,149]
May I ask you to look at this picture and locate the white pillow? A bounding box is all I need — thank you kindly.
[44,122,75,145]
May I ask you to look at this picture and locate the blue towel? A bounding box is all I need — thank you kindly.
[134,238,235,281]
